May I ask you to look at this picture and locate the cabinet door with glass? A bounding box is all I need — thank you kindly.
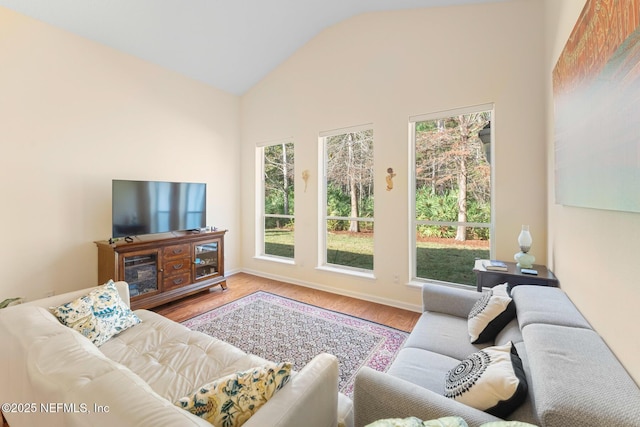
[119,248,161,299]
[193,238,223,283]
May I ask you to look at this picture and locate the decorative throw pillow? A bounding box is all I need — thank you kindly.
[423,418,469,427]
[365,416,469,427]
[468,283,516,343]
[480,422,538,427]
[175,362,292,427]
[50,280,141,346]
[444,342,528,418]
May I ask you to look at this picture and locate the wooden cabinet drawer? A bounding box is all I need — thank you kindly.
[96,229,227,310]
[163,257,191,276]
[163,272,191,291]
[163,244,190,259]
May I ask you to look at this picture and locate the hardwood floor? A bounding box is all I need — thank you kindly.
[153,272,421,332]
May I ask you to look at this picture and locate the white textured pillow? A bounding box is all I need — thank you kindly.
[50,280,141,346]
[468,284,515,343]
[444,342,527,418]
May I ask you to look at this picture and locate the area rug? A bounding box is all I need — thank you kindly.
[182,291,409,397]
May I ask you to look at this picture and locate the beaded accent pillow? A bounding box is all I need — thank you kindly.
[468,283,516,343]
[175,362,292,427]
[444,342,528,418]
[50,280,141,346]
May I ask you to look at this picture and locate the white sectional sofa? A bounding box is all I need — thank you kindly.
[0,281,354,427]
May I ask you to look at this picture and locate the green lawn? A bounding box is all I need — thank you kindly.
[264,228,295,258]
[416,244,489,285]
[265,229,489,285]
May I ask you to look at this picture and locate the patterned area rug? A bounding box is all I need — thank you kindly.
[182,291,409,397]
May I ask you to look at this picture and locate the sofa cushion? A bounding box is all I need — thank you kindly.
[0,304,212,427]
[523,323,640,426]
[99,309,269,402]
[422,283,484,318]
[468,284,516,344]
[444,342,527,418]
[405,312,491,361]
[175,362,292,427]
[50,280,141,346]
[493,318,523,346]
[387,347,461,394]
[511,286,590,330]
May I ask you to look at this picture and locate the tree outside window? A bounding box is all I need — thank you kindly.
[412,106,492,285]
[322,127,374,271]
[262,142,295,259]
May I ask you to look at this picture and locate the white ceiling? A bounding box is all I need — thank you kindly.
[0,0,508,95]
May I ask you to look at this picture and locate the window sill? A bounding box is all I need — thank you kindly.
[408,278,476,291]
[253,255,295,266]
[315,265,376,280]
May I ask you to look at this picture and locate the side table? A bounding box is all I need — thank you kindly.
[472,259,559,292]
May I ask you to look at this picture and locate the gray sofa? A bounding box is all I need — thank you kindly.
[354,283,640,427]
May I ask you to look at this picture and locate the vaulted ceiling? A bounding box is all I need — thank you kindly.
[0,0,509,94]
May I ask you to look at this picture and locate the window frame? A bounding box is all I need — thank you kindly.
[318,123,375,278]
[408,103,495,286]
[255,139,295,264]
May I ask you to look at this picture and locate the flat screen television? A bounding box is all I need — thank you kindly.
[112,179,206,238]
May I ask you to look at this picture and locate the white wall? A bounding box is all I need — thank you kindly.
[544,0,640,383]
[240,0,547,310]
[0,7,241,301]
[2,0,636,387]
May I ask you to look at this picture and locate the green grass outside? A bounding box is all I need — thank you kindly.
[265,229,489,285]
[264,228,295,258]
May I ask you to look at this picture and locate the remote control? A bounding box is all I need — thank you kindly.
[521,268,538,275]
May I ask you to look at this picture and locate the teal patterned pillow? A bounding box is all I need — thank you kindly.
[480,422,538,427]
[366,417,468,427]
[51,280,141,346]
[175,362,291,427]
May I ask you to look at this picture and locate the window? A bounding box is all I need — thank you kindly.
[258,142,295,260]
[320,125,374,272]
[410,105,492,285]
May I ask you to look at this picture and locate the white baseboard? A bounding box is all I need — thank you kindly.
[235,268,422,313]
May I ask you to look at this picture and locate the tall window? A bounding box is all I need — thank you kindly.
[259,142,295,259]
[410,105,492,285]
[320,125,374,272]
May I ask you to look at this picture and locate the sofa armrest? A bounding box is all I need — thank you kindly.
[22,281,131,309]
[0,305,211,427]
[353,367,500,427]
[244,353,340,427]
[113,281,131,307]
[421,283,483,318]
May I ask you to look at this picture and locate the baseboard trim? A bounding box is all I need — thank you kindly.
[236,268,422,313]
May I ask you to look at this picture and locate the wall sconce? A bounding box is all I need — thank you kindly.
[386,167,396,191]
[302,170,310,192]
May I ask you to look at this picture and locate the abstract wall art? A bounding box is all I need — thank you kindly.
[554,0,640,212]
